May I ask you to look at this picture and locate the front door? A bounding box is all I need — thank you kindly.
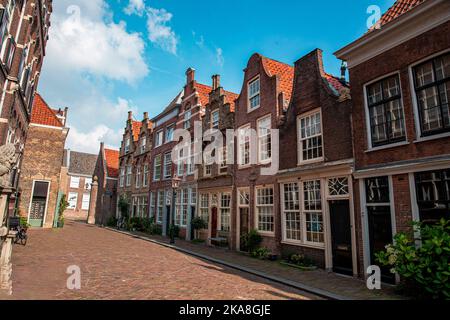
[29,181,50,227]
[211,207,218,238]
[329,200,353,275]
[239,207,249,250]
[368,206,395,284]
[165,205,171,235]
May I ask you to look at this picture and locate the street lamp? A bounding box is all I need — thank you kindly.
[170,175,181,244]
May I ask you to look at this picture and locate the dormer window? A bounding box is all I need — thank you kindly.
[184,109,191,129]
[248,76,260,111]
[166,124,174,142]
[211,110,219,129]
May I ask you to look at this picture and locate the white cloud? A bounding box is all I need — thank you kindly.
[67,125,123,154]
[39,0,147,153]
[146,8,178,55]
[216,48,224,67]
[47,1,149,84]
[124,0,146,16]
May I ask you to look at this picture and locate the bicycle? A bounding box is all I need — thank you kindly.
[116,216,127,230]
[13,225,28,246]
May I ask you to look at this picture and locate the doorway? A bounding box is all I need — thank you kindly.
[368,206,395,284]
[28,181,50,227]
[211,207,218,238]
[329,200,353,276]
[165,205,171,235]
[239,207,249,250]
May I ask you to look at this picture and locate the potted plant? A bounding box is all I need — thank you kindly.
[191,216,208,241]
[57,195,69,228]
[280,253,317,271]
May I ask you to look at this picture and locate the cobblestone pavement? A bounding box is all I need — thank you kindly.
[1,222,320,300]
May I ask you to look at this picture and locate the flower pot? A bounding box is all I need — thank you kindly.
[57,221,64,228]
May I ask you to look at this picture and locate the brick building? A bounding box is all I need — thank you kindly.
[1,0,53,294]
[196,74,238,245]
[91,143,119,226]
[232,54,294,253]
[335,0,450,282]
[17,93,68,228]
[61,150,98,221]
[277,50,353,273]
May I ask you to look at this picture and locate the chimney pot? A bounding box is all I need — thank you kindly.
[143,112,148,120]
[340,61,348,81]
[128,111,133,120]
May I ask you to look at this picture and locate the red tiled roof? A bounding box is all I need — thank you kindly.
[31,94,64,128]
[261,56,295,102]
[324,73,348,92]
[131,121,142,142]
[104,148,119,178]
[376,0,426,29]
[195,83,213,106]
[224,90,239,112]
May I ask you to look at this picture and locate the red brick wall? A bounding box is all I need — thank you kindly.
[349,22,450,170]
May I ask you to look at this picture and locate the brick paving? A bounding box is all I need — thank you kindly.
[1,222,320,300]
[129,231,405,300]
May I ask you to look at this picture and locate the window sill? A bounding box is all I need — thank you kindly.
[297,158,324,166]
[247,105,261,113]
[258,231,275,237]
[281,240,325,250]
[238,165,252,170]
[365,141,409,153]
[413,132,450,144]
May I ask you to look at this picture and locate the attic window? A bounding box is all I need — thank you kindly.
[248,77,260,111]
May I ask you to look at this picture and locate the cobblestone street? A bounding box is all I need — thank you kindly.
[2,222,319,300]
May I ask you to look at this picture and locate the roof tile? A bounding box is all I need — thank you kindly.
[104,148,119,178]
[31,94,64,128]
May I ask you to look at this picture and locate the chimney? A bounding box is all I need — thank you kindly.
[186,67,195,84]
[128,111,133,121]
[212,74,221,90]
[340,61,347,82]
[143,112,148,120]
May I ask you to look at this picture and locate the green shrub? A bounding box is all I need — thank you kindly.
[241,229,263,252]
[168,224,180,239]
[251,247,270,260]
[286,253,315,267]
[19,217,30,228]
[191,217,208,230]
[118,195,130,218]
[107,216,118,228]
[149,224,163,236]
[376,219,450,299]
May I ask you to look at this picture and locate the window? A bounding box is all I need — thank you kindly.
[132,197,139,217]
[143,165,149,187]
[139,196,148,218]
[155,130,163,147]
[199,194,209,223]
[84,178,92,190]
[415,169,450,224]
[328,177,349,196]
[119,167,125,187]
[177,149,185,177]
[190,188,197,206]
[248,77,260,110]
[82,193,90,211]
[149,192,155,219]
[219,193,231,232]
[3,36,15,71]
[211,110,219,129]
[70,176,80,188]
[256,187,274,233]
[124,138,130,153]
[184,110,191,129]
[283,183,301,242]
[413,53,450,136]
[238,125,251,166]
[219,146,228,174]
[163,152,172,179]
[157,190,164,223]
[140,137,146,153]
[257,116,271,162]
[239,189,250,206]
[17,46,28,84]
[303,180,323,244]
[366,75,406,146]
[0,7,10,49]
[68,192,78,209]
[204,164,212,176]
[153,155,161,181]
[126,165,132,186]
[175,189,188,227]
[299,111,323,162]
[166,125,174,142]
[136,166,141,188]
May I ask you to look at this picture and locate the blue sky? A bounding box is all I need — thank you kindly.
[38,0,396,153]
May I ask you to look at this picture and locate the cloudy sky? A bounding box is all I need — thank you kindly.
[38,0,395,154]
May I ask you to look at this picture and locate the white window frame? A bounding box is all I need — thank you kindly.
[136,166,141,188]
[84,178,92,190]
[126,165,132,186]
[211,109,219,129]
[254,185,275,235]
[165,124,174,143]
[257,114,272,164]
[199,193,209,223]
[143,165,149,187]
[140,137,147,154]
[238,124,251,168]
[219,193,231,232]
[155,130,164,148]
[184,109,192,129]
[153,154,162,181]
[68,192,78,210]
[248,76,261,112]
[297,109,324,165]
[70,176,80,189]
[302,180,325,247]
[163,152,172,179]
[281,182,302,244]
[82,193,90,211]
[156,190,164,223]
[124,137,130,153]
[119,167,125,187]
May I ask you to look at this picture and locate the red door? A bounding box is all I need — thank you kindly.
[211,207,218,238]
